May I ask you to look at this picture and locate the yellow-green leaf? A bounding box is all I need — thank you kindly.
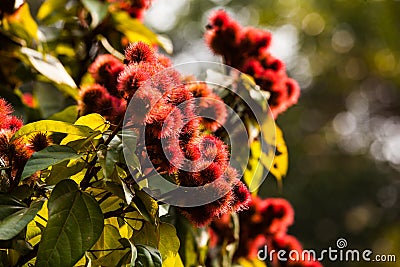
[243,140,264,193]
[261,124,288,185]
[11,120,94,142]
[90,224,129,266]
[61,113,109,145]
[120,211,145,239]
[237,257,267,267]
[112,11,172,52]
[37,0,68,21]
[6,3,38,41]
[159,223,180,267]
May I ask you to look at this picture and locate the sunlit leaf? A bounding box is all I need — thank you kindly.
[261,124,288,185]
[6,3,38,42]
[54,44,76,57]
[36,180,104,267]
[112,11,172,52]
[25,199,48,247]
[120,211,145,238]
[0,197,44,240]
[89,219,133,266]
[21,145,82,180]
[132,221,158,249]
[243,140,264,193]
[159,223,180,267]
[237,257,267,267]
[11,120,94,142]
[174,255,184,267]
[26,220,42,246]
[37,0,68,21]
[122,181,134,205]
[20,47,78,90]
[90,224,124,262]
[61,113,109,145]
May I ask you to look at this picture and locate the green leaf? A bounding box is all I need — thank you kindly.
[132,221,158,248]
[90,224,126,265]
[48,105,79,123]
[37,0,69,21]
[61,113,109,145]
[21,145,82,180]
[133,189,158,224]
[98,135,122,180]
[81,0,109,28]
[121,130,141,173]
[20,47,78,90]
[45,160,86,185]
[33,82,65,118]
[0,199,44,240]
[11,120,95,142]
[0,194,25,219]
[121,211,145,234]
[6,3,38,42]
[36,180,104,267]
[135,245,162,267]
[261,123,288,185]
[243,140,264,193]
[112,11,171,52]
[159,223,180,267]
[122,182,134,205]
[130,241,137,267]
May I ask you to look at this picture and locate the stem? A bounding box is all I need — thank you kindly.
[97,192,113,205]
[80,118,124,190]
[103,205,135,219]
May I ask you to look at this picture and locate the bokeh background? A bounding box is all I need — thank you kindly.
[144,0,400,266]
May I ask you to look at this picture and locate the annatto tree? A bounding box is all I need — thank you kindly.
[0,1,321,267]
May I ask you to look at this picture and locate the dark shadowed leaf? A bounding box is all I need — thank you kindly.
[0,196,44,240]
[135,245,162,267]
